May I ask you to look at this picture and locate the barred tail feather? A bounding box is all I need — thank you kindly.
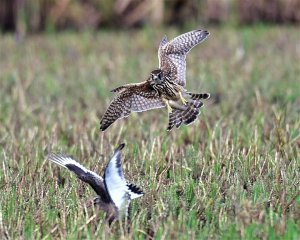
[187,92,210,100]
[167,100,204,131]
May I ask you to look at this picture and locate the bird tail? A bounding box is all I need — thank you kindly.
[167,92,210,131]
[187,92,210,101]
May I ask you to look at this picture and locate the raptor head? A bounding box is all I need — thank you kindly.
[149,69,164,85]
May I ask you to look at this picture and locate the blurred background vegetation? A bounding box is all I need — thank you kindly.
[1,0,300,35]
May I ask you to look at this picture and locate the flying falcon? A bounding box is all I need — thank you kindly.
[47,143,143,225]
[100,29,210,131]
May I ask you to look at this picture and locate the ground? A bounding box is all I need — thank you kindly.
[0,26,299,239]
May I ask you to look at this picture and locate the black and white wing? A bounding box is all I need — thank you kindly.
[47,153,109,201]
[104,143,144,211]
[158,30,209,87]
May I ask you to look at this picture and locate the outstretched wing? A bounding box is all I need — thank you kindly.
[47,153,110,202]
[167,30,209,54]
[100,82,165,131]
[104,143,144,211]
[158,30,209,87]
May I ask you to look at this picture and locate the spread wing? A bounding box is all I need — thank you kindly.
[47,153,110,202]
[104,143,144,212]
[158,30,209,87]
[100,81,165,131]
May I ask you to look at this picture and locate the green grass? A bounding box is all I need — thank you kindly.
[0,26,299,239]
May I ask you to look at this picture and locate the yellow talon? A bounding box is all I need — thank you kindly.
[179,92,188,105]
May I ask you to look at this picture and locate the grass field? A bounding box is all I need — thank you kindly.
[0,26,299,239]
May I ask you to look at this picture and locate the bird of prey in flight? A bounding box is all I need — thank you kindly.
[100,29,210,131]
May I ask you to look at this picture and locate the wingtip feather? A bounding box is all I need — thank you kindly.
[116,143,125,151]
[197,29,209,35]
[100,121,109,132]
[47,152,69,169]
[204,93,210,99]
[110,88,117,93]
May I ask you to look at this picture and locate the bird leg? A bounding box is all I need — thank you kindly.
[179,91,188,105]
[166,102,173,113]
[169,100,188,111]
[164,99,173,113]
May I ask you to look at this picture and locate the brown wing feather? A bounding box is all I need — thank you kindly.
[100,82,165,131]
[158,30,209,87]
[167,30,209,55]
